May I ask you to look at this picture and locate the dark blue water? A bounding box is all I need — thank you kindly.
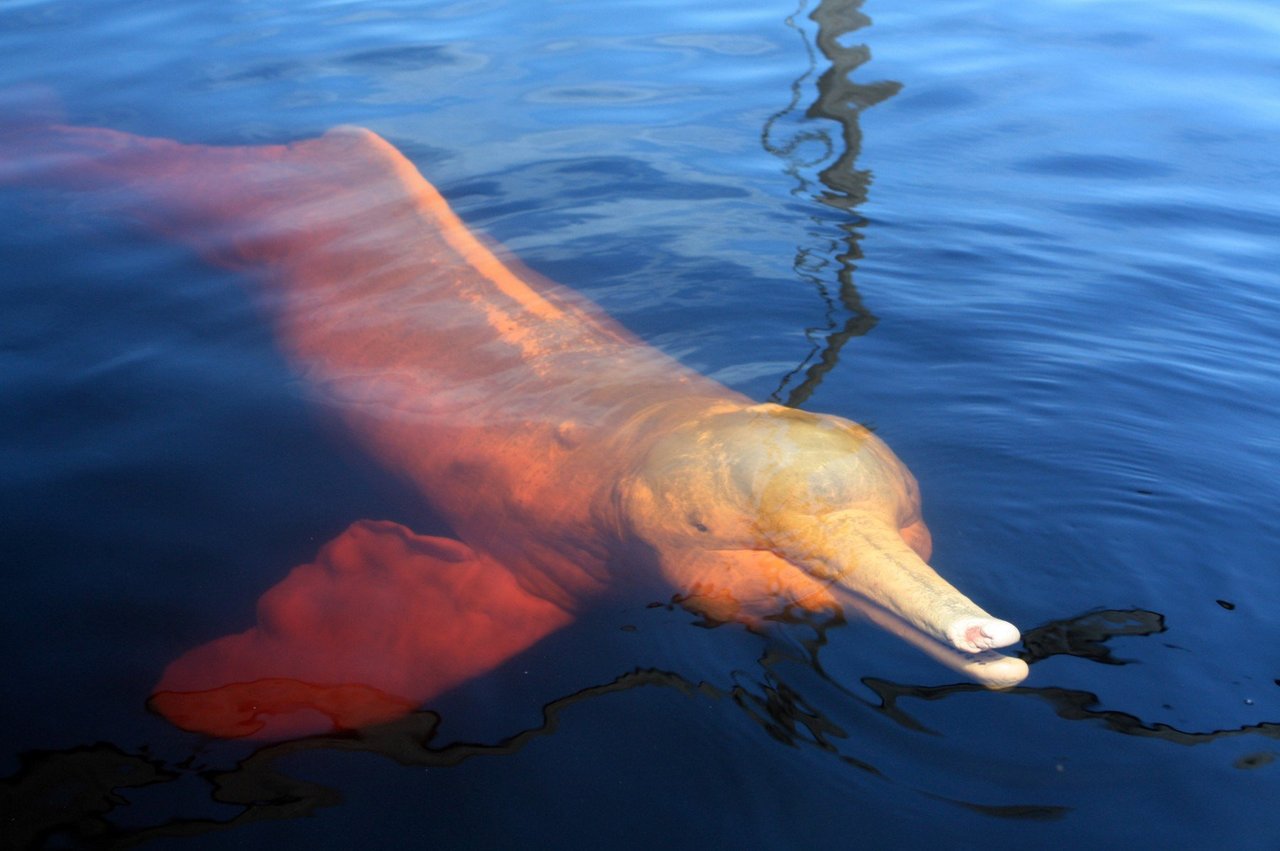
[2,0,1278,847]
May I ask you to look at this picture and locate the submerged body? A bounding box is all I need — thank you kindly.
[2,119,1026,738]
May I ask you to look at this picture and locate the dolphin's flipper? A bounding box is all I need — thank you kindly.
[150,520,573,739]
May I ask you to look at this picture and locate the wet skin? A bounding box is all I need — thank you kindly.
[1,119,1026,738]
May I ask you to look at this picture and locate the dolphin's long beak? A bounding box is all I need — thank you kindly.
[765,509,1029,687]
[833,588,1029,687]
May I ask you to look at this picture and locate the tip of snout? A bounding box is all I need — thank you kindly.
[947,617,1021,653]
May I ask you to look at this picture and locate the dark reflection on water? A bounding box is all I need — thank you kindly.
[1020,608,1166,666]
[763,0,901,408]
[7,605,1277,847]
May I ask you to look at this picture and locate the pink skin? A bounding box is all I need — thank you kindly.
[2,116,1026,738]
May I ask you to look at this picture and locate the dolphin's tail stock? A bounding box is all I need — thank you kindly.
[150,520,573,739]
[0,115,336,265]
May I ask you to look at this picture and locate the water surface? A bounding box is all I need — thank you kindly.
[2,0,1279,847]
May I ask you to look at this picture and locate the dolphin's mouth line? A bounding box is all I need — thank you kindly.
[829,585,1030,689]
[733,558,1028,688]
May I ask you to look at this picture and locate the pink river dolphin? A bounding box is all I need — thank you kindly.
[1,117,1027,738]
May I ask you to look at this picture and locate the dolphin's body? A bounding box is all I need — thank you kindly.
[2,120,1027,738]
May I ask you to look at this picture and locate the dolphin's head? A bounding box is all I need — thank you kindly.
[620,402,1026,688]
[622,403,921,552]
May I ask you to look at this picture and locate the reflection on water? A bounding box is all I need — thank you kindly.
[1020,608,1165,666]
[764,0,900,407]
[8,606,1276,848]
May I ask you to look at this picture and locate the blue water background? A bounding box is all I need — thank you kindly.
[2,0,1278,847]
